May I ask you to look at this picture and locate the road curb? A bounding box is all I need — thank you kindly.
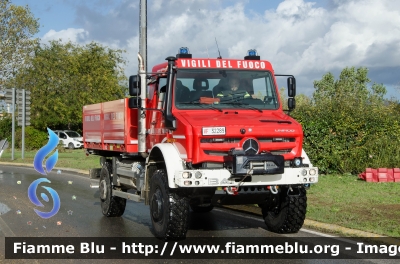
[1,161,399,244]
[0,161,89,175]
[220,204,400,245]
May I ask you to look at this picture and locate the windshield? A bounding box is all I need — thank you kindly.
[65,131,81,137]
[174,69,279,111]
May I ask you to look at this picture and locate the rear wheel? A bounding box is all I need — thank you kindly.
[261,187,307,233]
[150,169,189,240]
[99,163,126,217]
[190,204,214,213]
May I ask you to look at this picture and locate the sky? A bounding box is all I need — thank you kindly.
[10,0,400,99]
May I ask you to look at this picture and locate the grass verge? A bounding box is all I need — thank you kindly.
[307,174,400,237]
[1,149,399,237]
[0,148,99,171]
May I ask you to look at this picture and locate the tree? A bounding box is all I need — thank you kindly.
[292,67,400,174]
[279,87,311,110]
[0,112,12,140]
[0,0,39,88]
[15,40,127,130]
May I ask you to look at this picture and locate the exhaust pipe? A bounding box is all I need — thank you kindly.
[137,53,148,158]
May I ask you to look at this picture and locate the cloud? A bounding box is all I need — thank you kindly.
[43,0,400,97]
[41,28,89,43]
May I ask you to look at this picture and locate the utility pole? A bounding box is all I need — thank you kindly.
[11,88,15,160]
[139,0,147,73]
[22,89,26,159]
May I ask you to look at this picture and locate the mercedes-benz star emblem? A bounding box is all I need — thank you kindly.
[242,139,259,155]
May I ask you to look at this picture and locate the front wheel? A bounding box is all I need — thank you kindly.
[68,143,75,149]
[150,169,189,240]
[261,187,307,233]
[99,163,126,217]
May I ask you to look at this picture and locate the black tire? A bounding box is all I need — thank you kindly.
[68,143,74,149]
[150,169,189,240]
[261,187,307,233]
[190,204,214,213]
[99,163,126,217]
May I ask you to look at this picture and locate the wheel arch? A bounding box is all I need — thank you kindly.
[146,143,186,188]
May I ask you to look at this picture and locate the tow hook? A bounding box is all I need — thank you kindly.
[224,186,238,196]
[267,185,279,194]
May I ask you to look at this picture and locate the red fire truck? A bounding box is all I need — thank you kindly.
[83,48,318,240]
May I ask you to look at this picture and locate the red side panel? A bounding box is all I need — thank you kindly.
[103,99,126,152]
[83,102,103,149]
[83,98,139,153]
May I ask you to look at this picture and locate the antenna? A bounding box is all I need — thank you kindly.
[215,37,222,59]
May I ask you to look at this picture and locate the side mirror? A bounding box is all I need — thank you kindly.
[129,75,141,96]
[128,97,141,109]
[287,77,296,97]
[288,98,295,110]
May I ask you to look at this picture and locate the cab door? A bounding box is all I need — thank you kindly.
[148,77,168,148]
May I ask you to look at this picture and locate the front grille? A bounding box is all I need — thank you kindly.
[200,138,241,143]
[201,137,295,157]
[203,150,228,156]
[203,149,292,156]
[200,137,295,143]
[270,149,292,155]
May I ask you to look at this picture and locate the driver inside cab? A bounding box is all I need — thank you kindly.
[217,77,251,98]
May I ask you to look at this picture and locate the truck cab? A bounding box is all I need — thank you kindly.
[83,48,318,240]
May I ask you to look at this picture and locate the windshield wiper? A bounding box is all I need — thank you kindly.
[220,101,263,113]
[180,100,223,112]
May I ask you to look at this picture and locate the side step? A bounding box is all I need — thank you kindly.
[89,178,143,202]
[113,190,143,202]
[90,179,99,188]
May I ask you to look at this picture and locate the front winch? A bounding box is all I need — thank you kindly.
[225,148,285,175]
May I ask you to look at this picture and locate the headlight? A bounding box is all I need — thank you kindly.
[309,169,316,176]
[301,169,307,176]
[182,172,191,179]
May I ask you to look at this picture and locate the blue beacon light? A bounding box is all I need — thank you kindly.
[247,49,257,56]
[179,47,189,54]
[176,47,192,58]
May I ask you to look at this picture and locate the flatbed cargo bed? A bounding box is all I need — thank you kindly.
[83,98,139,153]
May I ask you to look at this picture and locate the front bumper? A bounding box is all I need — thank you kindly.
[174,166,318,187]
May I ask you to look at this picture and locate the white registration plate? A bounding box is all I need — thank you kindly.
[202,127,226,135]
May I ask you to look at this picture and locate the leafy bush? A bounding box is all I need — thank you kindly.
[0,113,12,140]
[291,67,400,174]
[15,126,48,150]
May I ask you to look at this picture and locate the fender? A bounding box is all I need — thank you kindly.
[147,143,185,188]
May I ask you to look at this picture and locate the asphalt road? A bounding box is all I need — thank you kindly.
[0,165,398,264]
